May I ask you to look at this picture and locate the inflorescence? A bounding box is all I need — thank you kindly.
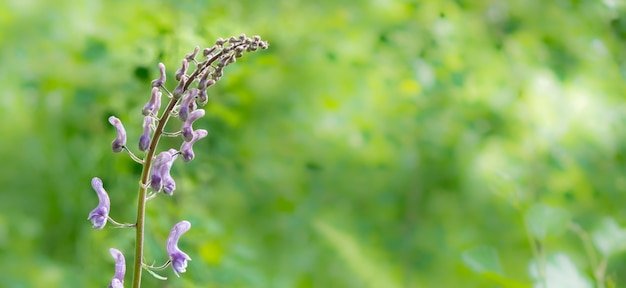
[87,34,268,287]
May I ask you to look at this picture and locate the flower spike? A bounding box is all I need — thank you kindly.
[88,177,110,229]
[108,116,126,153]
[167,221,192,277]
[109,248,126,288]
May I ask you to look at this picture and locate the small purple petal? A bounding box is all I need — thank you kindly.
[181,129,208,162]
[88,177,110,229]
[139,116,153,151]
[167,221,192,277]
[181,109,205,142]
[108,116,126,153]
[142,87,162,116]
[109,248,125,288]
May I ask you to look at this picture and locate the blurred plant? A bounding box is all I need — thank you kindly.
[462,203,626,288]
[87,35,268,288]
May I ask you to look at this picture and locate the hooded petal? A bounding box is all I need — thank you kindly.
[108,116,127,153]
[167,220,192,277]
[88,177,110,229]
[139,116,153,151]
[108,248,125,288]
[180,129,208,162]
[181,109,205,142]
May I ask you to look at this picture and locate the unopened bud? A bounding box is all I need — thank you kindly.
[151,63,166,87]
[172,75,188,99]
[175,59,189,82]
[181,109,205,142]
[180,129,208,162]
[178,89,198,121]
[142,87,162,116]
[139,116,153,151]
[108,116,126,153]
[185,46,200,61]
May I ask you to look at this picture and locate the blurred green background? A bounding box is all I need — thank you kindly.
[2,0,626,287]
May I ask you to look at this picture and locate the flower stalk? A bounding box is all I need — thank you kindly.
[87,35,268,288]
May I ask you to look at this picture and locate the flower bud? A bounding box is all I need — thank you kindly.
[151,63,166,87]
[178,89,199,121]
[139,116,153,151]
[150,149,177,193]
[174,59,189,81]
[181,109,205,142]
[142,87,162,116]
[185,46,200,62]
[108,116,126,153]
[180,129,208,162]
[172,75,187,99]
[203,46,217,57]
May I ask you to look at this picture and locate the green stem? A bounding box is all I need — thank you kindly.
[131,97,179,288]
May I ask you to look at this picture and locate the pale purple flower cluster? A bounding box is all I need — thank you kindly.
[87,35,268,286]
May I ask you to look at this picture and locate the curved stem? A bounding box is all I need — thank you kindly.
[131,96,179,288]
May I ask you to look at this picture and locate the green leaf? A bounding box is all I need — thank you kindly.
[529,253,592,288]
[462,245,502,274]
[524,204,570,240]
[591,217,626,257]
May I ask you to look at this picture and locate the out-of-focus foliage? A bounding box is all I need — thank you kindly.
[2,0,626,287]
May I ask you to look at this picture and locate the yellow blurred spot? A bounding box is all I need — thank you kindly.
[400,79,421,95]
[323,97,340,110]
[199,241,223,265]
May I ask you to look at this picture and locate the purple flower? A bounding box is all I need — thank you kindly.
[172,75,187,99]
[181,109,205,142]
[142,87,162,116]
[88,177,110,229]
[151,63,166,88]
[109,248,125,288]
[108,116,126,153]
[150,149,177,194]
[175,59,189,81]
[181,129,208,162]
[167,220,191,277]
[178,89,199,121]
[139,116,153,151]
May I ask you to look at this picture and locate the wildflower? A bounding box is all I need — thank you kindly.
[175,59,189,81]
[185,46,200,62]
[172,75,187,99]
[142,87,162,116]
[167,221,191,277]
[150,149,178,194]
[181,109,205,142]
[139,116,153,151]
[151,63,166,88]
[88,177,110,229]
[108,116,126,153]
[178,89,199,121]
[180,129,208,162]
[109,248,125,288]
